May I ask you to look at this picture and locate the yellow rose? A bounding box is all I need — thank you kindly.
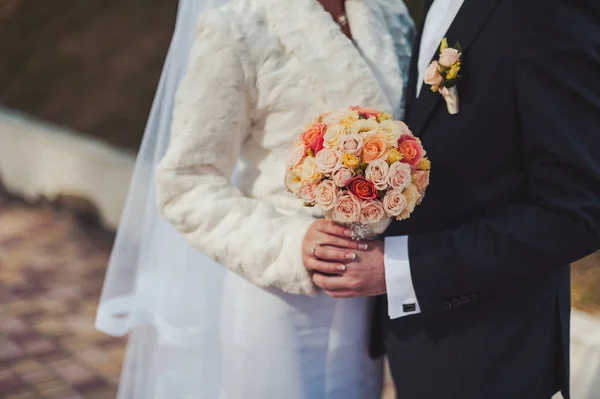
[377,112,392,123]
[299,157,322,184]
[387,147,403,164]
[446,62,461,80]
[323,124,347,149]
[416,158,431,171]
[342,154,360,170]
[399,184,420,220]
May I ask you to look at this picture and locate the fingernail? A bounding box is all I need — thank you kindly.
[344,230,353,237]
[337,264,347,271]
[359,243,368,250]
[345,253,356,260]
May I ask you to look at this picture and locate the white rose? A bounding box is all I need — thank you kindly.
[360,200,386,225]
[400,184,421,219]
[377,120,402,146]
[299,157,322,184]
[350,119,379,136]
[365,159,389,190]
[285,168,303,194]
[323,125,347,149]
[300,183,318,205]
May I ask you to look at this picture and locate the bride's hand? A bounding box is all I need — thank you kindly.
[302,219,368,276]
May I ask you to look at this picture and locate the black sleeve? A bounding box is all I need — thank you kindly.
[408,0,600,313]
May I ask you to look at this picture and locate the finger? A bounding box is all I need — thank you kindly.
[319,234,369,251]
[316,220,353,238]
[314,245,356,263]
[312,273,351,291]
[305,257,347,275]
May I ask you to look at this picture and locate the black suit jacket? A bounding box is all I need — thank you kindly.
[382,0,600,398]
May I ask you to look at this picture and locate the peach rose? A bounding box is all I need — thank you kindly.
[339,134,364,156]
[315,180,338,210]
[424,61,443,90]
[382,190,408,217]
[365,159,389,190]
[397,135,425,167]
[332,166,355,187]
[287,141,306,169]
[285,168,303,194]
[301,123,326,154]
[360,200,386,224]
[377,120,402,146]
[332,192,361,224]
[315,148,341,174]
[299,156,322,184]
[361,133,390,164]
[346,176,378,200]
[439,48,461,68]
[400,184,420,219]
[413,170,430,196]
[387,162,412,190]
[350,106,381,120]
[350,119,379,136]
[300,183,318,205]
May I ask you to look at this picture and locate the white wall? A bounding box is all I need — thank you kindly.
[0,108,135,229]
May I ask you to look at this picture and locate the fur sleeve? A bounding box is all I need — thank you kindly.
[156,10,317,295]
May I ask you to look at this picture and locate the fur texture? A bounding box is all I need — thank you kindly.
[156,0,414,295]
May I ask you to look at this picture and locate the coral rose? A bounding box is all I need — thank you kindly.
[397,135,425,167]
[301,123,326,154]
[350,106,381,120]
[332,192,361,224]
[346,176,378,200]
[362,133,390,164]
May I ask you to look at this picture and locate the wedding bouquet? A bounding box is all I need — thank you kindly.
[285,106,431,239]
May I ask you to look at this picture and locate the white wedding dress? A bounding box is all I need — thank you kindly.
[96,0,414,398]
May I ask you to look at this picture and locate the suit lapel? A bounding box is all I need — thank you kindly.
[409,0,502,136]
[405,0,434,124]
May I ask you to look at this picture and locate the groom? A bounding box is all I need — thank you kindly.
[304,0,600,397]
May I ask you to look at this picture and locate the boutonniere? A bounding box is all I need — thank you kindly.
[424,38,462,115]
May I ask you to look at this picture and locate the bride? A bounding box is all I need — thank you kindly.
[96,0,414,398]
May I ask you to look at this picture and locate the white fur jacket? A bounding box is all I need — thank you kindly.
[156,0,414,295]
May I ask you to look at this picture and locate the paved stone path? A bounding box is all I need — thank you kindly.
[0,199,124,399]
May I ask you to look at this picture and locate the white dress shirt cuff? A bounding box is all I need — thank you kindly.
[384,236,421,319]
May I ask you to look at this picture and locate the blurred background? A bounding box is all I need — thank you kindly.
[0,1,598,398]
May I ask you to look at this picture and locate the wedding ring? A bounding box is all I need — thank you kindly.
[311,247,317,257]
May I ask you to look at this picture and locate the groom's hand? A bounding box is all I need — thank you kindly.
[312,240,387,298]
